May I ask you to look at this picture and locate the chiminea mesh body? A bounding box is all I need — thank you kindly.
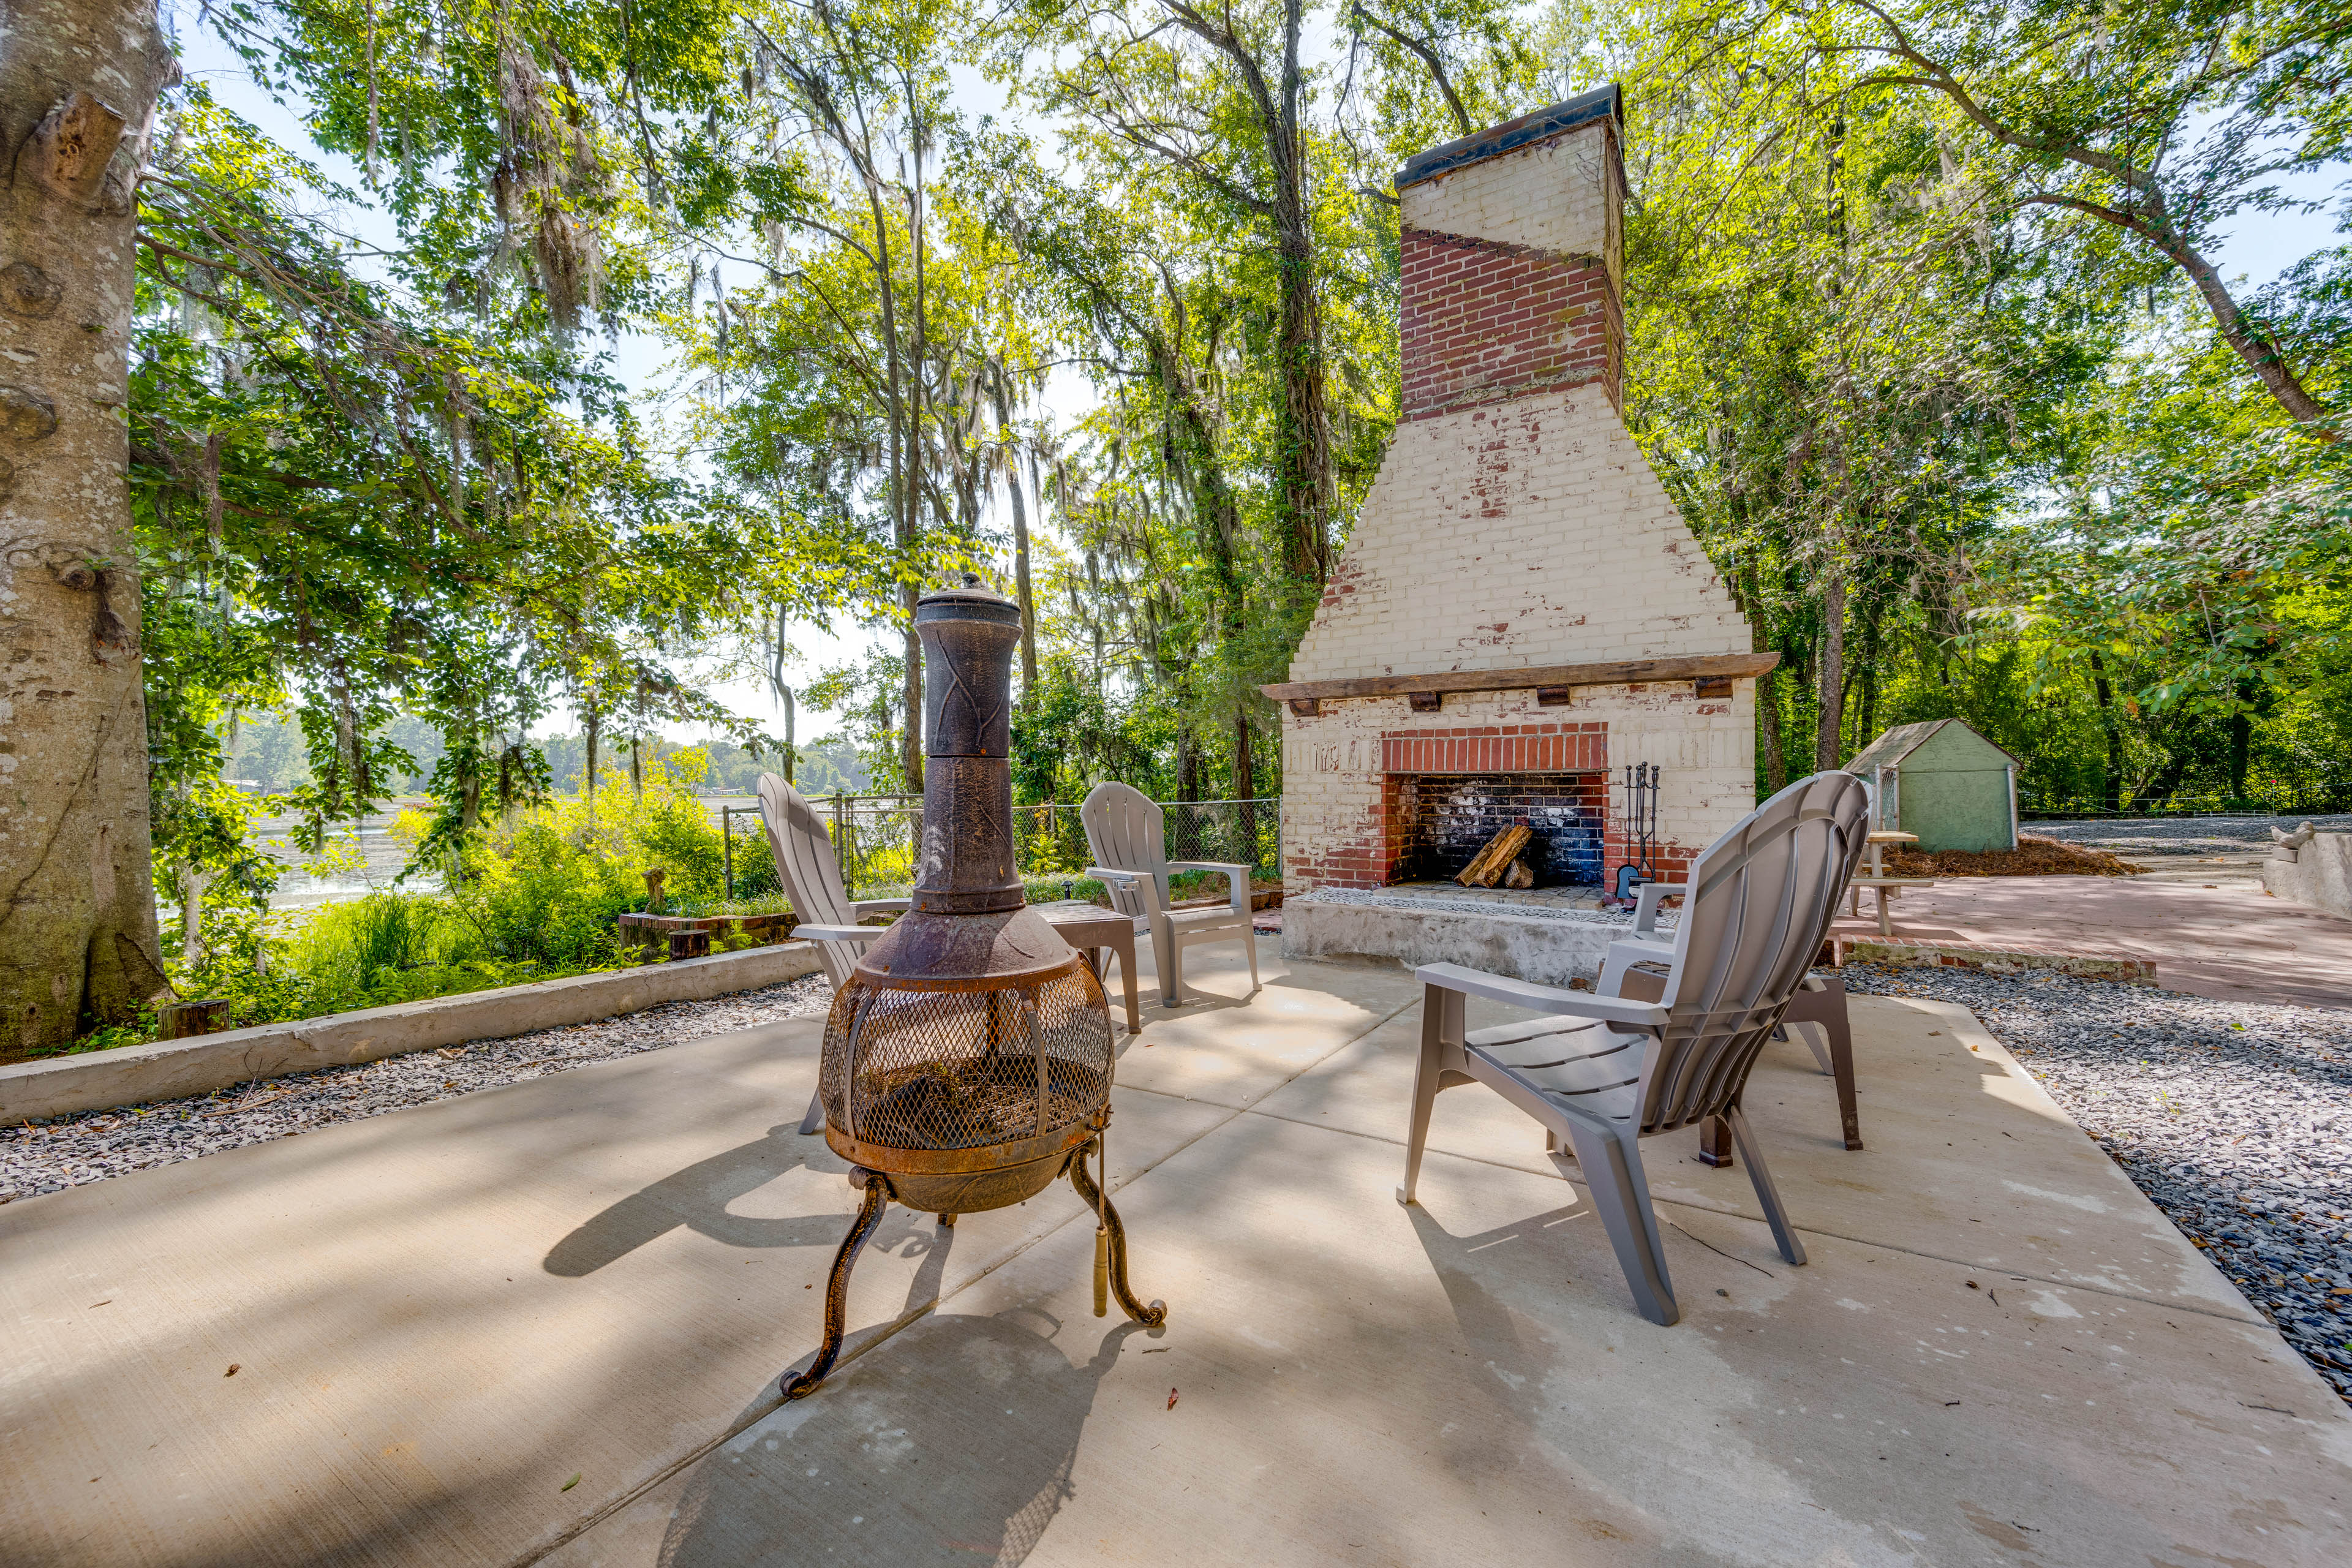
[818,964,1115,1211]
[782,577,1161,1400]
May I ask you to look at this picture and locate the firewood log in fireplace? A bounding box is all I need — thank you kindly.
[1501,858,1536,889]
[1457,824,1532,888]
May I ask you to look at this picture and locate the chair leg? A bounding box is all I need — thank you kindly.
[1725,1104,1807,1266]
[1814,979,1861,1151]
[1242,925,1261,992]
[1161,930,1182,1006]
[797,1088,826,1136]
[1695,1114,1733,1167]
[1396,984,1459,1207]
[1791,1019,1834,1077]
[1562,1118,1678,1326]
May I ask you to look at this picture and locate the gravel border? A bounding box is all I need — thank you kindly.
[1,974,835,1206]
[1840,963,2352,1407]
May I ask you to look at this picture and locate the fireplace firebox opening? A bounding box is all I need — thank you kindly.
[1388,771,1607,888]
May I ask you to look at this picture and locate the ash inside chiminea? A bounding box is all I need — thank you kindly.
[780,574,1164,1402]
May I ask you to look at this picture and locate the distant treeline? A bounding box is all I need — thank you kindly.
[227,717,870,799]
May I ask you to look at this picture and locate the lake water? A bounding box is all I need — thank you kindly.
[249,798,773,909]
[252,811,431,908]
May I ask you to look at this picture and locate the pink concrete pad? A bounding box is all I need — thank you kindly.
[1830,874,2352,1009]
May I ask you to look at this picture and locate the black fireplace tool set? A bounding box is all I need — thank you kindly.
[1608,761,1663,904]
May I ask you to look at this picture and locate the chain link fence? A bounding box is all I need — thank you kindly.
[2020,778,2352,821]
[722,794,1281,900]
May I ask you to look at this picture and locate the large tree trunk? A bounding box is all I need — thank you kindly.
[990,368,1039,701]
[2088,649,2120,811]
[1232,705,1257,851]
[0,0,175,1052]
[1757,666,1787,793]
[1814,564,1845,772]
[1269,0,1330,587]
[582,702,600,825]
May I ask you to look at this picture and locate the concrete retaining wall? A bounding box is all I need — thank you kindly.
[1,941,826,1123]
[2263,831,2352,922]
[1283,896,1619,988]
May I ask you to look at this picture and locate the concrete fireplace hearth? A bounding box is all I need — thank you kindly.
[1268,87,1776,983]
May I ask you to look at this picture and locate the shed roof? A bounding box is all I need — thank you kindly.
[1845,718,2020,775]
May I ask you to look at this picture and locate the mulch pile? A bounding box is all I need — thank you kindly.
[1882,833,2144,879]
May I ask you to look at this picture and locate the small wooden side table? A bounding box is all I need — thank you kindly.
[1033,902,1142,1036]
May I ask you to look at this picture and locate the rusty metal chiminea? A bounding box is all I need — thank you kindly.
[783,575,1165,1400]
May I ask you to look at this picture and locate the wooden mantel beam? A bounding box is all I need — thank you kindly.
[1260,652,1780,707]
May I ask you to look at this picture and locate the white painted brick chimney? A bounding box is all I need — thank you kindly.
[1271,87,1769,893]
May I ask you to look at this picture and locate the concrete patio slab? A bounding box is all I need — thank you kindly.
[1250,989,2260,1319]
[5,939,2347,1566]
[0,1015,1232,1567]
[559,1118,2351,1567]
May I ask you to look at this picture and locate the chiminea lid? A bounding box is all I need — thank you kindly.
[917,571,1019,624]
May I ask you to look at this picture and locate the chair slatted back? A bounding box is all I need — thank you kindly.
[1079,782,1171,921]
[1638,771,1869,1133]
[755,774,862,987]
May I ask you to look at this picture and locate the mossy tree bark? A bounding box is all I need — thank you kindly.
[1,0,177,1050]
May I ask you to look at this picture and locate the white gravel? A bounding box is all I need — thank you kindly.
[1,974,835,1206]
[2032,813,2352,856]
[1840,963,2352,1406]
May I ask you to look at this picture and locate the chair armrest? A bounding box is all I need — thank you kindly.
[850,899,910,919]
[794,924,889,943]
[1415,963,1670,1031]
[1630,881,1687,937]
[1085,866,1164,915]
[1167,862,1253,914]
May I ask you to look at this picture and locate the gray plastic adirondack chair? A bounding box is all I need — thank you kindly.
[753,774,911,1135]
[1079,781,1259,1006]
[1597,857,1863,1152]
[1400,771,1871,1326]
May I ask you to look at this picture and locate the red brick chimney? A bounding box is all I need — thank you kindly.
[1398,86,1627,420]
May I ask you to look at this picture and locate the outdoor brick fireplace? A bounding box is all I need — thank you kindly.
[1268,86,1776,940]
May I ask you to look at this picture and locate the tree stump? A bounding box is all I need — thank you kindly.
[157,999,232,1040]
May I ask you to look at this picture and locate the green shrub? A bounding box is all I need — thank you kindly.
[295,892,481,997]
[448,821,639,968]
[56,751,775,1058]
[408,747,743,965]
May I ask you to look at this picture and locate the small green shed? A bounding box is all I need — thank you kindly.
[1845,720,2020,853]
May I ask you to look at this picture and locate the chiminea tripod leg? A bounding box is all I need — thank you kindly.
[1068,1143,1166,1327]
[782,1170,889,1400]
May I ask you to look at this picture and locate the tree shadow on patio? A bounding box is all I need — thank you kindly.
[542,1122,943,1277]
[655,1311,1152,1567]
